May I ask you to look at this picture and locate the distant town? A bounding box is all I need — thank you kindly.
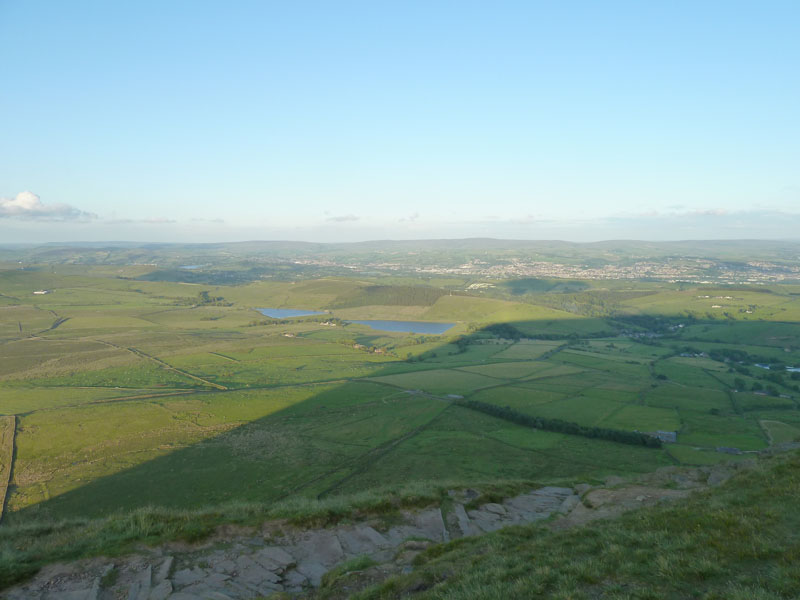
[292,256,800,284]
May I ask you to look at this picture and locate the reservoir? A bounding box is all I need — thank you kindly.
[257,308,455,334]
[257,308,326,318]
[350,320,454,334]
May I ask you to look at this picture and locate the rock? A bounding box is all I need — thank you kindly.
[283,568,308,589]
[172,567,207,588]
[505,493,558,516]
[558,494,580,514]
[411,508,448,542]
[154,557,173,584]
[535,486,574,498]
[574,483,592,495]
[173,585,236,600]
[582,489,614,509]
[294,560,328,587]
[235,555,280,586]
[336,525,391,557]
[292,530,345,567]
[45,587,97,600]
[88,577,101,600]
[483,503,506,516]
[203,572,232,586]
[147,580,172,600]
[127,565,152,600]
[453,503,478,537]
[466,509,504,533]
[212,559,237,575]
[254,546,295,569]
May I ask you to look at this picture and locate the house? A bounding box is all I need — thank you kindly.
[654,430,677,443]
[644,430,677,443]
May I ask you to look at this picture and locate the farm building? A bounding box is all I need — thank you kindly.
[646,430,677,443]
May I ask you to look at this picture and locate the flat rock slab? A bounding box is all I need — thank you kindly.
[453,503,479,537]
[558,494,581,514]
[290,530,345,567]
[337,525,392,558]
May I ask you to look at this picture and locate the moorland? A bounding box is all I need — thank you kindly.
[1,239,800,592]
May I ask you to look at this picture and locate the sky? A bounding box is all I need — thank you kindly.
[1,0,799,243]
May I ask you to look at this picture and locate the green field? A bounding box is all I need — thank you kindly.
[1,264,799,534]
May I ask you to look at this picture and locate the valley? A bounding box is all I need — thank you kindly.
[1,249,800,595]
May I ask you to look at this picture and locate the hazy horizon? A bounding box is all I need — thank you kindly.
[3,236,800,250]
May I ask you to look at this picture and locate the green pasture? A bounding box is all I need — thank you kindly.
[457,361,552,380]
[599,404,680,432]
[620,288,800,321]
[760,419,800,444]
[368,369,498,395]
[3,267,800,530]
[0,338,135,380]
[679,320,800,348]
[679,412,767,450]
[645,385,731,413]
[653,358,729,389]
[491,340,562,360]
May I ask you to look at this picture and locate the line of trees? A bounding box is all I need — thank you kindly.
[456,399,662,448]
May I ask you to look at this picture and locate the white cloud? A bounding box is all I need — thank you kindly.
[0,191,96,221]
[106,217,177,224]
[326,214,359,222]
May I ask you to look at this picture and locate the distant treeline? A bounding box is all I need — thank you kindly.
[197,291,231,306]
[474,322,610,341]
[456,399,662,448]
[329,285,458,308]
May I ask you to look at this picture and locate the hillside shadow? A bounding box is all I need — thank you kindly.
[7,314,689,523]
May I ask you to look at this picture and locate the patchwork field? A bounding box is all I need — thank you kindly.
[1,266,799,532]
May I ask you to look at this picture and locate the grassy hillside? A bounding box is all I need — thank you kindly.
[3,264,800,589]
[350,451,800,600]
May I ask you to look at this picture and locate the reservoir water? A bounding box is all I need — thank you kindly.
[350,320,454,334]
[257,308,326,318]
[256,308,455,334]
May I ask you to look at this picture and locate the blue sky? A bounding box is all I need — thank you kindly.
[1,0,799,243]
